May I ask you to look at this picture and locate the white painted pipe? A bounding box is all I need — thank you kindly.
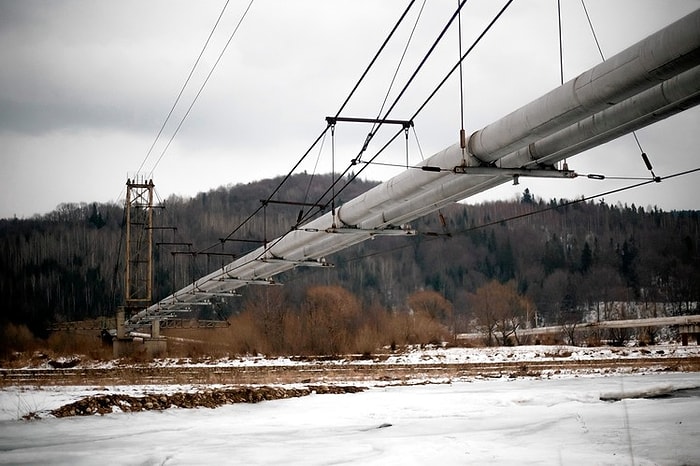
[134,8,700,326]
[505,64,700,168]
[468,8,700,163]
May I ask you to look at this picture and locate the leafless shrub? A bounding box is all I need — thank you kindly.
[15,286,459,361]
[0,323,38,361]
[353,324,384,356]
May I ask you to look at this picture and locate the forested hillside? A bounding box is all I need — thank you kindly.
[2,173,699,342]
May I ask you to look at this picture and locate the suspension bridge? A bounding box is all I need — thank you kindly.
[115,7,700,354]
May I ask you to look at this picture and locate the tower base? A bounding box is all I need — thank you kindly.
[112,337,167,358]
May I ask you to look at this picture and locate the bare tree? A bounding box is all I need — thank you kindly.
[243,287,289,353]
[469,281,534,346]
[407,290,453,326]
[302,286,361,355]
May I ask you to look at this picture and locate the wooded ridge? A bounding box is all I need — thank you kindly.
[1,173,698,343]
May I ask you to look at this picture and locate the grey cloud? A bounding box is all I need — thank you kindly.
[1,0,699,219]
[0,97,160,135]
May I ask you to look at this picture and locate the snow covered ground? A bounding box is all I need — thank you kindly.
[1,371,699,465]
[2,344,700,464]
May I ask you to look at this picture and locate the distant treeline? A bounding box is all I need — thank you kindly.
[1,173,699,338]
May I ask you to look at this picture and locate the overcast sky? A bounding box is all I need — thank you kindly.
[1,0,699,219]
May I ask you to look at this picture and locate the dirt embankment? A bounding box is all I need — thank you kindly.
[44,385,365,419]
[4,356,700,388]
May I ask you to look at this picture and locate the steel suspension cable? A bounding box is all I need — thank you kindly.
[136,0,231,176]
[580,0,604,61]
[328,0,514,213]
[148,0,255,177]
[113,0,232,205]
[410,0,513,121]
[333,0,417,118]
[457,0,466,136]
[558,0,564,86]
[187,1,513,281]
[579,0,651,175]
[222,0,512,264]
[290,0,513,235]
[294,0,473,228]
[239,127,407,269]
[205,2,419,253]
[372,0,427,132]
[147,1,512,303]
[207,125,332,251]
[210,0,419,253]
[302,128,330,207]
[558,0,567,169]
[381,0,469,122]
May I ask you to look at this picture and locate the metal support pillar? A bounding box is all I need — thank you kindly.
[117,177,166,356]
[116,307,126,339]
[125,177,155,310]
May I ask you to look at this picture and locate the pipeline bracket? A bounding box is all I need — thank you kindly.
[325,226,416,237]
[453,166,578,179]
[260,257,334,268]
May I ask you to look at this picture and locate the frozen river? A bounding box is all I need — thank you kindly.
[1,372,699,465]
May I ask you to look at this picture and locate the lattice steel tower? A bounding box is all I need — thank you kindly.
[124,177,155,312]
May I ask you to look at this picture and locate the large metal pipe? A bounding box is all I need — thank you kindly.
[506,64,700,168]
[367,61,700,230]
[133,8,700,326]
[468,8,700,163]
[373,61,700,227]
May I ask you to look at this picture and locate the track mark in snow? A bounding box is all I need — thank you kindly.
[575,413,589,433]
